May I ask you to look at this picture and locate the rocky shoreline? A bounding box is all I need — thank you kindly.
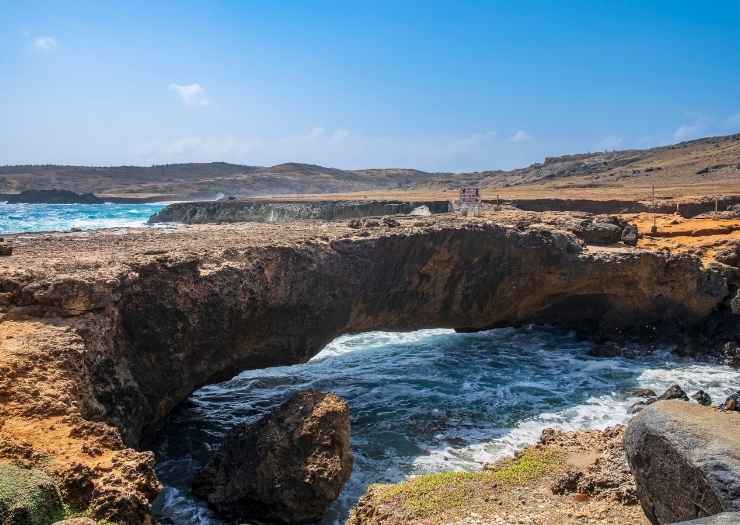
[0,210,739,523]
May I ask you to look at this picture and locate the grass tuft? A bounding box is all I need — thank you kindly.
[368,448,564,522]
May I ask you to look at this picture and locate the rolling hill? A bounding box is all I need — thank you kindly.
[1,133,739,200]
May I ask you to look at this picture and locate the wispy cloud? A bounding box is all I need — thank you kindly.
[596,135,623,151]
[510,130,532,143]
[134,127,549,172]
[673,123,703,142]
[168,83,210,107]
[33,36,57,51]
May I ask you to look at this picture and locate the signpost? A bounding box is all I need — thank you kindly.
[459,186,481,216]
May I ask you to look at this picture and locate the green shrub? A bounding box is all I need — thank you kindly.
[0,463,65,525]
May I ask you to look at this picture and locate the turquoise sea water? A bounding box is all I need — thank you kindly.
[152,327,740,525]
[0,202,166,234]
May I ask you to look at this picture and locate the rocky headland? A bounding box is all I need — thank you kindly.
[148,199,449,224]
[0,209,738,523]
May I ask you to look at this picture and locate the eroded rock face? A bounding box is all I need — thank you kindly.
[149,199,450,224]
[624,400,740,524]
[192,390,352,524]
[0,217,732,522]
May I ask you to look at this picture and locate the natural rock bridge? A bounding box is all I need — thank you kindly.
[0,212,730,523]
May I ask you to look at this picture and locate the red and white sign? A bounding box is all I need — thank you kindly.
[459,187,481,205]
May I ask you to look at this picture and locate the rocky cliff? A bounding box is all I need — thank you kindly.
[148,199,450,224]
[0,212,732,522]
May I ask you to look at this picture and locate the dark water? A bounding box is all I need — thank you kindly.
[152,327,739,524]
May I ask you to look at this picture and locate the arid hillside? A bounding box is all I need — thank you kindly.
[2,133,739,200]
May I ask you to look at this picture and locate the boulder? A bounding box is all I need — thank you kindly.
[578,219,623,244]
[625,401,740,524]
[631,388,658,398]
[692,390,712,406]
[52,519,96,525]
[192,390,353,524]
[721,391,740,411]
[672,512,740,524]
[0,463,65,525]
[0,243,11,257]
[659,384,689,401]
[622,223,639,246]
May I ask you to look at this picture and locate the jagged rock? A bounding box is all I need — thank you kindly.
[721,391,740,411]
[192,390,353,524]
[348,219,362,229]
[731,292,740,316]
[0,463,65,525]
[721,342,740,367]
[692,390,712,406]
[577,218,624,244]
[659,384,689,401]
[625,400,740,524]
[629,398,657,414]
[673,512,740,524]
[621,223,639,246]
[715,242,740,267]
[149,200,448,224]
[550,469,583,495]
[382,217,400,227]
[630,388,657,398]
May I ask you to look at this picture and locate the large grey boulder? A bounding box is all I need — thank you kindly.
[625,400,740,524]
[672,512,740,524]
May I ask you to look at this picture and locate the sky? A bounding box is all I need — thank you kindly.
[2,1,740,172]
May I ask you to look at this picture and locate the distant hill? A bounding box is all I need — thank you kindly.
[2,133,739,199]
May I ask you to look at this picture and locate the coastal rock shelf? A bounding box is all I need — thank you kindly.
[0,212,731,523]
[148,199,450,224]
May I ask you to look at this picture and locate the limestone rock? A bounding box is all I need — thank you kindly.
[631,388,657,398]
[672,512,740,524]
[624,400,740,524]
[658,384,689,401]
[192,390,353,524]
[721,391,740,411]
[621,223,639,246]
[692,390,712,406]
[0,463,64,525]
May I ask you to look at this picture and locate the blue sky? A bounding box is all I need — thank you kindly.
[2,1,740,171]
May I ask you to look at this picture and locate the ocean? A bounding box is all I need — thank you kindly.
[0,202,166,234]
[151,327,740,525]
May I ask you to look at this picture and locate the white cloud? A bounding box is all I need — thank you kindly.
[673,123,703,142]
[33,36,57,51]
[329,129,351,144]
[510,130,532,143]
[168,83,210,107]
[596,135,623,151]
